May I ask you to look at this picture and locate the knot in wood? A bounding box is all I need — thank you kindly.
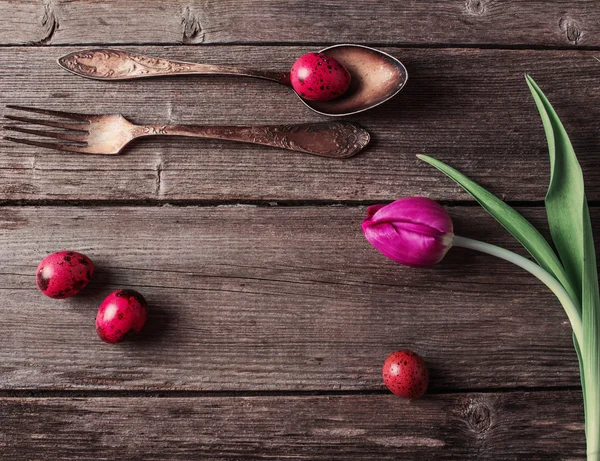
[559,17,582,45]
[465,0,486,16]
[464,398,492,434]
[182,6,205,44]
[37,0,59,45]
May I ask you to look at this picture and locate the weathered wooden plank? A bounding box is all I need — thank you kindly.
[2,46,600,202]
[0,1,45,45]
[0,392,585,460]
[0,1,598,47]
[0,206,595,390]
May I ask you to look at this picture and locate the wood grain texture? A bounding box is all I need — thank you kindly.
[0,1,50,45]
[0,1,598,47]
[1,46,600,202]
[0,206,596,391]
[0,392,585,460]
[1,4,597,459]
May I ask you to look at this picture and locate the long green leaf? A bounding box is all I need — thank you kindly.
[417,154,579,308]
[526,75,600,458]
[526,75,587,304]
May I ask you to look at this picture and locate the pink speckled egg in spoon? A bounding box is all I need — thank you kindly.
[290,52,351,101]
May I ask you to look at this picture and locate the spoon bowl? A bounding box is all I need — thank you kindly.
[301,44,408,116]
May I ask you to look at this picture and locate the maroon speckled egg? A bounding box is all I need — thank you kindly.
[36,251,94,299]
[290,52,351,101]
[96,289,148,343]
[382,350,429,399]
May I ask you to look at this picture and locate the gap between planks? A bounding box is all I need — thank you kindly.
[0,199,587,208]
[2,42,600,51]
[0,386,582,399]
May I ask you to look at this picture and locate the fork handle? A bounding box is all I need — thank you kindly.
[134,122,370,159]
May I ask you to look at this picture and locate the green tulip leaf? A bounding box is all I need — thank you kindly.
[416,154,578,307]
[526,75,600,455]
[525,75,592,305]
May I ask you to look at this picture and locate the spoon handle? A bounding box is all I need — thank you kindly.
[58,49,291,86]
[133,121,370,159]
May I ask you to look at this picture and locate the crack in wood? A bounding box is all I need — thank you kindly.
[117,281,342,300]
[155,162,164,197]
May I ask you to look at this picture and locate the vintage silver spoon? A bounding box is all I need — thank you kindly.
[57,45,408,117]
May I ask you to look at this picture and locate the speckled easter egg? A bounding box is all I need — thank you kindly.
[96,289,148,343]
[36,251,94,299]
[290,52,351,101]
[382,350,429,399]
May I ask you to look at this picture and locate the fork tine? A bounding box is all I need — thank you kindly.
[4,115,89,132]
[6,105,91,122]
[4,136,90,154]
[5,126,88,143]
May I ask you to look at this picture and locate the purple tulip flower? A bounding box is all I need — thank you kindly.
[362,197,454,267]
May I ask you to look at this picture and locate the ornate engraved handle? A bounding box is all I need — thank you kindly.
[134,122,370,158]
[58,49,291,85]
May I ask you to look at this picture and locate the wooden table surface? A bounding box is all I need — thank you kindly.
[2,1,600,459]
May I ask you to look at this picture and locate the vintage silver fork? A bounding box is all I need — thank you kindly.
[3,106,370,158]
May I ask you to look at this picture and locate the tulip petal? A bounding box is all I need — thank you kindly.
[362,197,454,268]
[369,197,453,234]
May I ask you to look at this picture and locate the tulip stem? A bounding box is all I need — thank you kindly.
[453,235,583,349]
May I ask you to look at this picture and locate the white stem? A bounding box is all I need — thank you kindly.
[453,235,583,349]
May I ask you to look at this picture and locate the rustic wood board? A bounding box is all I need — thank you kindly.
[1,47,600,202]
[0,1,597,47]
[0,392,585,460]
[0,206,595,391]
[1,3,599,459]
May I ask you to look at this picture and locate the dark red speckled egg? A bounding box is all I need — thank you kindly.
[382,350,429,399]
[96,289,148,343]
[290,52,351,101]
[36,251,95,299]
